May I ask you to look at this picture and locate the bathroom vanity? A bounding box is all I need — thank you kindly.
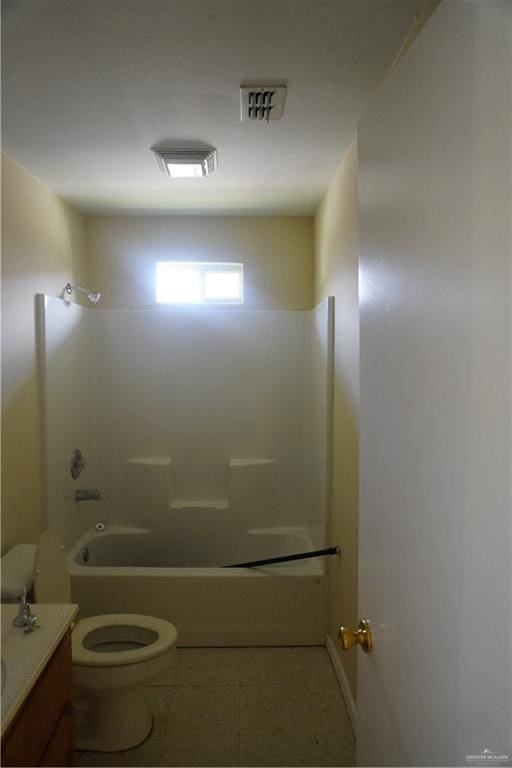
[1,603,78,767]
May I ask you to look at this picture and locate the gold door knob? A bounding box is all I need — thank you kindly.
[338,619,373,653]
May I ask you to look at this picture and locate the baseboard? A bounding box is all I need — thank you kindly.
[325,634,358,734]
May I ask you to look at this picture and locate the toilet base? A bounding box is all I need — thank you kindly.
[74,685,153,752]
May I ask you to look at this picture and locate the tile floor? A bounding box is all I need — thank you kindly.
[75,646,356,767]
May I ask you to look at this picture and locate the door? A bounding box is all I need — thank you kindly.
[356,3,511,766]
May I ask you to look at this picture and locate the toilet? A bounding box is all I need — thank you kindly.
[26,531,177,752]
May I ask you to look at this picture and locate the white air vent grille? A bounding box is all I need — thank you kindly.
[240,84,287,122]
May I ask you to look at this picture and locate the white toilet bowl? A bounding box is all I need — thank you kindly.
[32,531,179,752]
[72,613,177,751]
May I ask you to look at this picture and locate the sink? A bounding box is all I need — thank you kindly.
[1,657,6,695]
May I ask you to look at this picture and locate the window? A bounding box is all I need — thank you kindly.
[156,262,243,305]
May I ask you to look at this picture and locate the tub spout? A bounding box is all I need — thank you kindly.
[75,489,102,502]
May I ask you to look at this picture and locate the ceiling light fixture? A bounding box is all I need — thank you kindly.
[152,147,218,178]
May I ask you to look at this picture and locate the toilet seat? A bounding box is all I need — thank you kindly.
[33,533,178,669]
[72,613,178,667]
[33,530,72,603]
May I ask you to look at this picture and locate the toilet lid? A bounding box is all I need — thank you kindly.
[33,530,72,603]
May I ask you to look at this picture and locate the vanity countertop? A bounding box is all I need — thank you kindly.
[1,603,78,735]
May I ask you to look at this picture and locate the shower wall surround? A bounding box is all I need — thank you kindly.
[36,295,99,547]
[39,297,333,556]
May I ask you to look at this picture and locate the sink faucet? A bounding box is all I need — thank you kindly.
[75,489,102,502]
[13,588,38,632]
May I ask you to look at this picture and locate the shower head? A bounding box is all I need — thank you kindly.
[85,289,101,304]
[64,282,102,304]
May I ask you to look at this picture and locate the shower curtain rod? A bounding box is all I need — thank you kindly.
[223,545,340,569]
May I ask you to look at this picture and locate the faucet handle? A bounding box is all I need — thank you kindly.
[13,588,27,626]
[70,448,87,479]
[13,587,38,629]
[17,586,28,610]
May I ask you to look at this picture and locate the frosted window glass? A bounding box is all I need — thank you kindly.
[156,262,243,304]
[156,264,201,303]
[204,270,241,300]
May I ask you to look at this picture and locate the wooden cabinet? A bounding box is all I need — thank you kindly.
[1,633,74,767]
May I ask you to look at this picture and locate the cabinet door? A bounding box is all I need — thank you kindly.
[2,635,72,767]
[39,702,74,767]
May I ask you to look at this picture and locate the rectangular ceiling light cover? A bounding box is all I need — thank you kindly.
[153,148,217,178]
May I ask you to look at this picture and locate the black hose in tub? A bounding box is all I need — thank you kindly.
[223,546,340,569]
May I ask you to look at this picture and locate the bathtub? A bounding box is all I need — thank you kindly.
[69,526,327,646]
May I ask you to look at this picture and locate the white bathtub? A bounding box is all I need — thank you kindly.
[69,526,327,646]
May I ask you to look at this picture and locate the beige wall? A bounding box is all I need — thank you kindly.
[314,140,359,700]
[1,154,88,553]
[86,215,314,310]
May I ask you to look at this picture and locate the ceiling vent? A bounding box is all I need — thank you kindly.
[240,83,287,122]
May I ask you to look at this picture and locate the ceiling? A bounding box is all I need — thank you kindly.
[2,0,420,215]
